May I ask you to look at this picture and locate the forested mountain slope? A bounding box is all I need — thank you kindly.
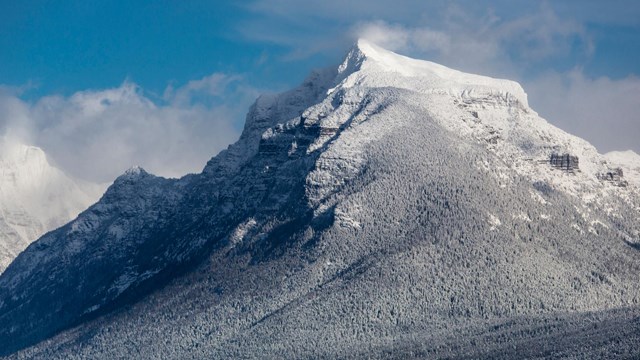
[2,40,639,359]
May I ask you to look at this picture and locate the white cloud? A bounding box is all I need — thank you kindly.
[243,1,592,65]
[349,3,590,79]
[163,73,242,107]
[0,74,259,182]
[351,21,411,52]
[525,70,640,153]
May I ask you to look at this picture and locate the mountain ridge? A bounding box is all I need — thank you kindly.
[335,39,529,107]
[1,40,639,358]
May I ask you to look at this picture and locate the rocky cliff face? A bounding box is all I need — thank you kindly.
[2,40,639,359]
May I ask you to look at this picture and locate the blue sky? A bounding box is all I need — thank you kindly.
[0,1,639,181]
[0,1,329,97]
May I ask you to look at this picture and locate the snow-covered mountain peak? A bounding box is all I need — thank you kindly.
[215,40,636,209]
[2,141,45,162]
[0,140,50,186]
[233,40,638,218]
[605,150,640,166]
[333,39,529,108]
[225,39,533,165]
[0,140,68,204]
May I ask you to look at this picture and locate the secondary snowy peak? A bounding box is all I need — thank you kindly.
[0,141,50,188]
[116,166,150,182]
[605,150,640,167]
[333,39,528,107]
[605,150,640,187]
[0,139,104,226]
[0,138,105,273]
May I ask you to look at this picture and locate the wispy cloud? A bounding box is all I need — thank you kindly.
[163,73,244,107]
[0,74,260,182]
[350,3,591,78]
[243,1,592,66]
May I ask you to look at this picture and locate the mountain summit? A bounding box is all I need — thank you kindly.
[338,39,528,105]
[1,40,639,358]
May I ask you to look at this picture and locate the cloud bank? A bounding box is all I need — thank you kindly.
[526,70,640,154]
[0,74,259,183]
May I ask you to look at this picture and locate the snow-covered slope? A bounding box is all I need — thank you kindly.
[1,40,639,359]
[336,41,638,201]
[0,138,105,273]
